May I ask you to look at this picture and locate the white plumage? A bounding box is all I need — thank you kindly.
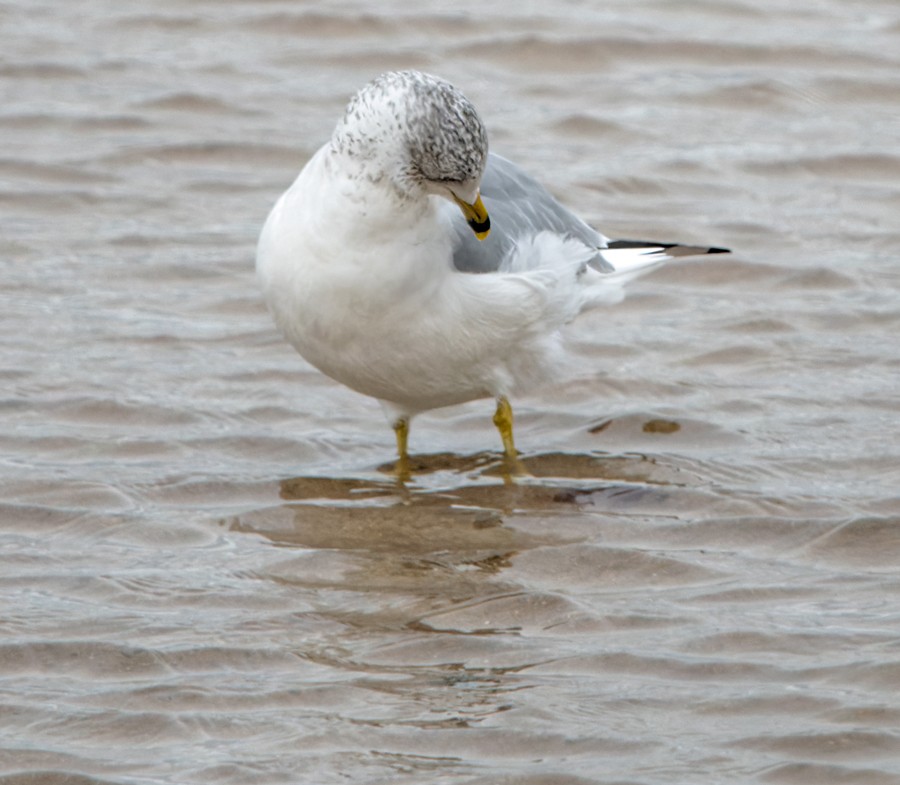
[256,70,725,467]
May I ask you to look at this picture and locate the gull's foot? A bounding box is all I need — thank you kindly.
[394,454,412,484]
[499,452,530,484]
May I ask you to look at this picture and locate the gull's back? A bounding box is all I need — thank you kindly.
[450,153,613,275]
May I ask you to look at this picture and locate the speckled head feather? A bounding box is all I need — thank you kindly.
[331,70,489,195]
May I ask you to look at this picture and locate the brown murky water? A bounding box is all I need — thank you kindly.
[2,1,900,783]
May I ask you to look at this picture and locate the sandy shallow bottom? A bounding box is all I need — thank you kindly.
[2,0,900,783]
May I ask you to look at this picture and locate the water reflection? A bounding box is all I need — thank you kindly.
[240,451,682,549]
[218,452,738,779]
[228,452,695,634]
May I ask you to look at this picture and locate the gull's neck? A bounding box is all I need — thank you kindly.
[322,143,439,251]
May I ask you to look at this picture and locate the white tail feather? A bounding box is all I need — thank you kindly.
[600,245,670,277]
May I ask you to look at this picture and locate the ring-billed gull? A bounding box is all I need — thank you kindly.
[257,70,727,474]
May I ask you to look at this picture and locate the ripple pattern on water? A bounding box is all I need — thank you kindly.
[2,0,900,782]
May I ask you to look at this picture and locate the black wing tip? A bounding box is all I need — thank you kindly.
[607,239,669,249]
[608,239,731,255]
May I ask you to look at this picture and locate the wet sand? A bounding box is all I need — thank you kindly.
[2,0,900,783]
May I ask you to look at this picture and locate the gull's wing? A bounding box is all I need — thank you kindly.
[450,153,728,275]
[451,153,612,274]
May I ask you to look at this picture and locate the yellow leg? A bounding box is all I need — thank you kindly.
[493,396,517,460]
[393,416,411,480]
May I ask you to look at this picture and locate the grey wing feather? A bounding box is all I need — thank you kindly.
[451,153,614,274]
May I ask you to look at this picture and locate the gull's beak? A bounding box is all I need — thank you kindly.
[452,193,490,241]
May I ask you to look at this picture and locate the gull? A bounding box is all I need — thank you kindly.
[256,70,727,475]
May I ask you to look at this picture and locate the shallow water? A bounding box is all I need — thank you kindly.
[2,0,900,783]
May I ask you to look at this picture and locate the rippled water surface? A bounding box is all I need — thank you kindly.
[2,1,900,783]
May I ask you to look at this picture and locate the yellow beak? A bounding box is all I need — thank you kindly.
[452,193,490,240]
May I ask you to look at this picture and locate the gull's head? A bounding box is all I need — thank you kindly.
[331,70,490,240]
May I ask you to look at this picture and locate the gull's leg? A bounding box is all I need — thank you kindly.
[393,416,411,480]
[493,396,527,479]
[493,396,518,461]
